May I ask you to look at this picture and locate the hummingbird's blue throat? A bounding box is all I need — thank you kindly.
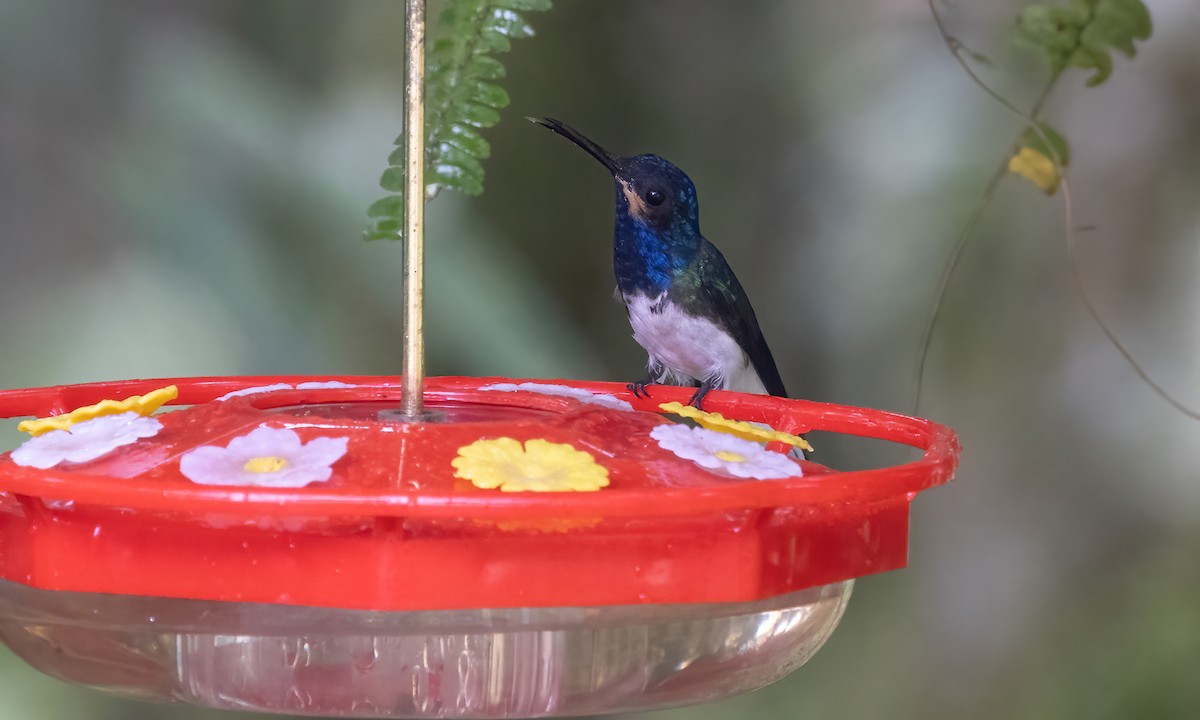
[614,215,695,295]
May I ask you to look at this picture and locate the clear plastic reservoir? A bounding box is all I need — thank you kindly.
[0,578,851,718]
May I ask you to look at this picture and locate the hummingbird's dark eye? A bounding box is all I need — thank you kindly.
[645,189,665,206]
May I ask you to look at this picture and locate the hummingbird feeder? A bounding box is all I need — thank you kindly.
[0,2,958,717]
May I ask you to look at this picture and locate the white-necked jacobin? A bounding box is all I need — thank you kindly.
[531,117,788,409]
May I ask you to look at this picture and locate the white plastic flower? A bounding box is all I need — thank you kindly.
[179,426,349,488]
[216,381,355,401]
[650,423,802,480]
[481,382,632,411]
[10,412,163,469]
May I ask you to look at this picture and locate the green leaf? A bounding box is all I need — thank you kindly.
[436,144,486,180]
[379,166,406,192]
[1015,0,1151,87]
[465,56,506,81]
[1069,43,1114,85]
[474,28,514,54]
[455,102,502,128]
[471,82,510,109]
[485,8,536,39]
[364,216,404,241]
[387,144,405,167]
[497,0,552,11]
[1020,122,1071,167]
[428,162,484,196]
[1084,0,1152,57]
[367,0,553,238]
[367,195,406,219]
[1016,4,1086,64]
[1103,0,1152,38]
[445,124,491,159]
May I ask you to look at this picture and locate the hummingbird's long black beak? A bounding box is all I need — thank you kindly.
[528,117,621,175]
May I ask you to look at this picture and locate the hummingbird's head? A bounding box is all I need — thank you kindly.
[613,154,699,232]
[530,117,700,234]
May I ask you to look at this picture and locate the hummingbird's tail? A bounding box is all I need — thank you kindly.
[721,363,772,397]
[720,365,810,460]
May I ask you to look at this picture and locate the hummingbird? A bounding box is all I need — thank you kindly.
[531,117,788,409]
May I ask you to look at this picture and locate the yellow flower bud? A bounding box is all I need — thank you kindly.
[1008,146,1060,195]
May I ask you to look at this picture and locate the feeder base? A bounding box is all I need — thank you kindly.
[0,578,851,718]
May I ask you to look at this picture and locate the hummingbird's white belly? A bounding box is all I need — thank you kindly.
[623,292,765,394]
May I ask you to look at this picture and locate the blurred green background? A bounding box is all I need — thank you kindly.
[2,0,1199,718]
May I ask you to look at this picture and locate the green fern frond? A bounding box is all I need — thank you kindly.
[366,0,552,241]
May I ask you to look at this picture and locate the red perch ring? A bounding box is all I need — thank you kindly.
[0,376,958,612]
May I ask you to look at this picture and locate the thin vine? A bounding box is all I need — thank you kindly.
[915,0,1196,420]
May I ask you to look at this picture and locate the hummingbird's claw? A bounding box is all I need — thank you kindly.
[627,380,652,399]
[687,381,714,410]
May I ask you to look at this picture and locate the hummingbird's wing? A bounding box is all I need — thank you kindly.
[691,241,789,398]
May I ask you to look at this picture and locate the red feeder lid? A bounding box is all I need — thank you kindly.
[0,376,958,611]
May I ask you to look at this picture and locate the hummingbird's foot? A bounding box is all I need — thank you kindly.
[627,379,653,399]
[687,381,714,409]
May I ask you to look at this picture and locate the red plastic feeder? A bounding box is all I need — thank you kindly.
[0,375,957,717]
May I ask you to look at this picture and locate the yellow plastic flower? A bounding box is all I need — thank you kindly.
[659,401,814,453]
[452,437,610,492]
[1008,146,1059,195]
[18,385,179,437]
